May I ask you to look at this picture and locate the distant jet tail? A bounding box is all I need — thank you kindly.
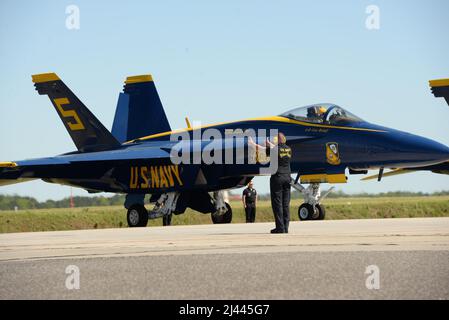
[32,73,120,152]
[429,78,449,106]
[111,74,171,143]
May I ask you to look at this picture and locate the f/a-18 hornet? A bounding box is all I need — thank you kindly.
[1,74,448,226]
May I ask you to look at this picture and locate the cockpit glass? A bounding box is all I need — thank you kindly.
[280,104,363,125]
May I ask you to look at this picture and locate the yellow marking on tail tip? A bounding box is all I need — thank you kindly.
[31,73,60,83]
[125,75,153,84]
[429,78,449,88]
[0,162,17,168]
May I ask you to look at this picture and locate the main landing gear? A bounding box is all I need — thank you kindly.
[124,190,233,227]
[125,192,180,227]
[211,190,233,224]
[126,204,148,227]
[290,180,334,221]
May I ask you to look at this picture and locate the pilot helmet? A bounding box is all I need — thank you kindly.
[317,106,327,115]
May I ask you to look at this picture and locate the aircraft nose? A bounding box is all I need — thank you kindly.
[395,132,449,166]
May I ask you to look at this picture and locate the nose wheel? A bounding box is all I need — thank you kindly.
[291,179,331,221]
[298,203,326,221]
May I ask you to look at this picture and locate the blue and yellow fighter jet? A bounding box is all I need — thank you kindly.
[1,73,448,226]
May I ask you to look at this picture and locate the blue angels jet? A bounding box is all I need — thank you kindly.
[1,73,448,226]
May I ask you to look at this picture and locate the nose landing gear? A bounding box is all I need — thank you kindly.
[291,180,333,221]
[124,192,180,227]
[298,202,326,221]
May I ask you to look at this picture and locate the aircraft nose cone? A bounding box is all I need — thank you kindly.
[427,141,449,161]
[396,133,449,166]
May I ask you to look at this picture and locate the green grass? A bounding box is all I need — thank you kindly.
[0,196,448,233]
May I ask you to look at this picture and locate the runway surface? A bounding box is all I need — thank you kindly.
[0,218,448,299]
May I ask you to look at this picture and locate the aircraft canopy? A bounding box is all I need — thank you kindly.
[280,103,364,125]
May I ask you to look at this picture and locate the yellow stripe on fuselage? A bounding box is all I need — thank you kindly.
[429,78,449,88]
[300,173,347,184]
[124,116,387,144]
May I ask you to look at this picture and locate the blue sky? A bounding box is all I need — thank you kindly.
[0,0,448,201]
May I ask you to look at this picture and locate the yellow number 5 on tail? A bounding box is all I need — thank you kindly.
[53,98,85,131]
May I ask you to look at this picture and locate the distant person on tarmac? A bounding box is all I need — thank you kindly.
[242,181,257,223]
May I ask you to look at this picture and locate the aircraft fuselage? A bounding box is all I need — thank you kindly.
[7,116,449,194]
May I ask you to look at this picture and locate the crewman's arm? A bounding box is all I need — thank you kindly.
[265,138,276,149]
[248,136,275,150]
[242,193,246,208]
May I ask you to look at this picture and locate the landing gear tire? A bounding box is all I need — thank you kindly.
[211,203,232,224]
[127,204,149,227]
[298,203,326,221]
[298,203,314,221]
[315,204,326,220]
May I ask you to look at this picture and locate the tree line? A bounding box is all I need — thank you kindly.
[0,190,448,211]
[0,194,126,210]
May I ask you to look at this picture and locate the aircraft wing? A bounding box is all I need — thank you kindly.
[0,134,317,186]
[0,177,37,187]
[0,162,27,186]
[0,144,172,186]
[0,157,72,186]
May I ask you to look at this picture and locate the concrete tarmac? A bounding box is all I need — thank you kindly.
[0,218,448,299]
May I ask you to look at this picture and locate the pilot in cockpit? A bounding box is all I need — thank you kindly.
[306,106,327,123]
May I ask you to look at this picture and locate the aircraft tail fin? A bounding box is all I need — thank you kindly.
[429,78,449,106]
[111,74,171,143]
[111,92,130,143]
[32,73,120,152]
